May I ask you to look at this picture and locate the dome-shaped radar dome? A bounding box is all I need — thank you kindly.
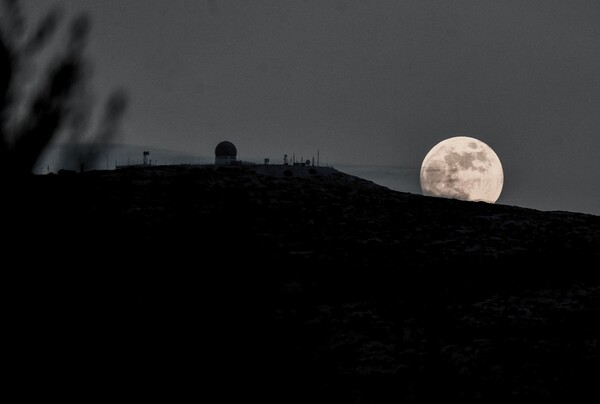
[215,141,238,165]
[215,141,237,157]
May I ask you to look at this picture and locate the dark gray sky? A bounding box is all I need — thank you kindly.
[24,0,600,215]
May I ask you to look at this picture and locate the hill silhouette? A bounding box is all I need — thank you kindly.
[7,165,600,402]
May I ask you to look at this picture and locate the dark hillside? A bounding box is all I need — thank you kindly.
[6,165,600,402]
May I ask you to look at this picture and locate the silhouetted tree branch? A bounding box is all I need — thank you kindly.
[0,0,128,176]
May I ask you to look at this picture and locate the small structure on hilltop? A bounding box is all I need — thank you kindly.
[116,150,152,169]
[215,141,238,165]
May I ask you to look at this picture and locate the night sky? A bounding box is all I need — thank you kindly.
[23,0,600,215]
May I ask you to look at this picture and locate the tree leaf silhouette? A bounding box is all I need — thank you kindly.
[0,0,128,176]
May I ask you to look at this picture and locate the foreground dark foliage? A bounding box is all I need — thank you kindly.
[0,0,127,176]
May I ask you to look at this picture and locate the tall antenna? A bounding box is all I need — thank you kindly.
[317,149,320,167]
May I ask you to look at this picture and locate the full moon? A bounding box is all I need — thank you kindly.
[420,136,503,203]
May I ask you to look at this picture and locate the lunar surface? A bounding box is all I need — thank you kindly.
[420,136,503,203]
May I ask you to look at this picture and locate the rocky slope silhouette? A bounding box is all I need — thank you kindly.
[7,165,600,402]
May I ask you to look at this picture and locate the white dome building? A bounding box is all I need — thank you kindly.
[215,141,237,165]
